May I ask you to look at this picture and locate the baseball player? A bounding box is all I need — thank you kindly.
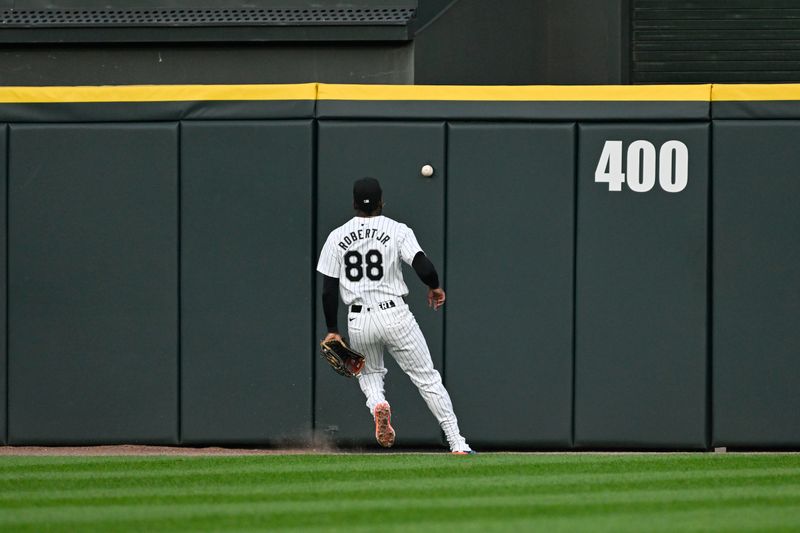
[317,177,475,455]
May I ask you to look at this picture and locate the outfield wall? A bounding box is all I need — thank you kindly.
[0,83,797,449]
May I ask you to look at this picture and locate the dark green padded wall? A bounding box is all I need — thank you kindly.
[3,94,793,449]
[713,121,800,447]
[316,121,445,446]
[181,121,313,444]
[8,124,178,444]
[575,123,709,448]
[0,125,5,444]
[446,123,575,448]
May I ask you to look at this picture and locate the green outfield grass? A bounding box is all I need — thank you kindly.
[0,452,799,532]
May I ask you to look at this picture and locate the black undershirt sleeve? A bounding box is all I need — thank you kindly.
[322,275,340,333]
[411,251,440,289]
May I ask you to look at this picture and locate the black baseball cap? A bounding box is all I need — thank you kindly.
[353,177,382,210]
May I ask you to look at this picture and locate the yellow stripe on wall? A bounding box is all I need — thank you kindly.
[2,83,800,104]
[0,83,319,104]
[712,84,800,101]
[316,83,712,102]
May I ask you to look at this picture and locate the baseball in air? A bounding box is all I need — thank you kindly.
[421,164,434,177]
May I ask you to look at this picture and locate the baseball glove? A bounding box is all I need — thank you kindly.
[319,338,366,378]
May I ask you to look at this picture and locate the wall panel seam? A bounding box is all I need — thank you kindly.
[570,122,578,450]
[707,120,714,449]
[311,119,319,437]
[177,121,183,445]
[3,123,7,445]
[442,121,449,387]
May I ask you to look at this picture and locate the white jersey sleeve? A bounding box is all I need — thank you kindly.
[399,226,424,266]
[316,233,341,278]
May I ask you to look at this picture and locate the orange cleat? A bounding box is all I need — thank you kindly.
[451,450,477,455]
[373,402,396,448]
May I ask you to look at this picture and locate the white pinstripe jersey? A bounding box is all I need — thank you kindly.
[317,215,423,306]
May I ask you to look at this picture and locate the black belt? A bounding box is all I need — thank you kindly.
[351,298,404,313]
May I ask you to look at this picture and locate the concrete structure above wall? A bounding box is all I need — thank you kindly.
[0,0,628,86]
[0,0,419,85]
[414,0,626,85]
[0,44,414,86]
[0,0,418,43]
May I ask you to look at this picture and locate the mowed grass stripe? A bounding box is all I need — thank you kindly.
[2,478,800,516]
[3,490,798,531]
[3,464,799,494]
[0,485,800,526]
[0,453,795,482]
[0,452,792,473]
[0,456,655,476]
[294,504,800,533]
[2,467,799,508]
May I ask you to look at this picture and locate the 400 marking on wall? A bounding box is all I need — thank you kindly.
[594,140,688,193]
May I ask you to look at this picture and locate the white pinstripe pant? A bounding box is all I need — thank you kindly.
[347,301,467,451]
